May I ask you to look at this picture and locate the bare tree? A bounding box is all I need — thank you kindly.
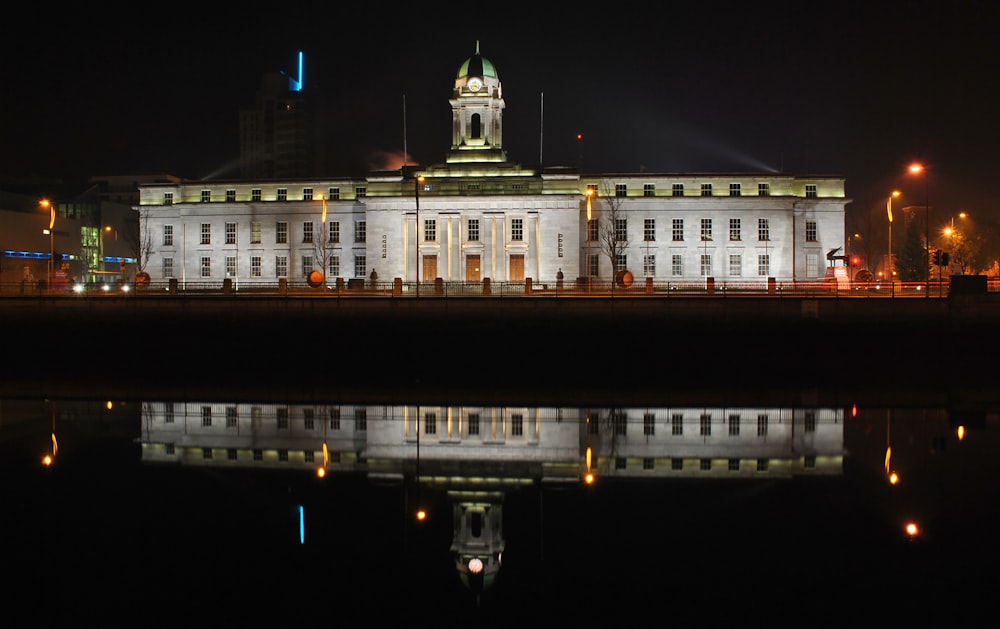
[595,179,631,282]
[126,208,155,275]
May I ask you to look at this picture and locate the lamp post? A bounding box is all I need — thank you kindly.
[908,163,930,297]
[101,225,113,275]
[585,188,593,292]
[39,198,55,289]
[943,211,967,274]
[887,190,900,281]
[414,175,424,297]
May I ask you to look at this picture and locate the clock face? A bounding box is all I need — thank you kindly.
[468,78,482,92]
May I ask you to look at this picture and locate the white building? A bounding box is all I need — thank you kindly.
[136,45,849,290]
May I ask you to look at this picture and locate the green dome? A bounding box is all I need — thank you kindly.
[456,41,498,80]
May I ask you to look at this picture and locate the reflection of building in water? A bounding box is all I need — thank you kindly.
[139,401,844,593]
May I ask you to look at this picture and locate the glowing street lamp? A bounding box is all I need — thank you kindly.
[908,163,930,297]
[39,198,56,288]
[887,191,900,280]
[585,188,594,291]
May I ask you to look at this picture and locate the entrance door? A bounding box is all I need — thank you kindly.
[422,255,437,282]
[509,255,524,281]
[466,255,481,282]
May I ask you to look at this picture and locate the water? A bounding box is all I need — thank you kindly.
[3,387,998,625]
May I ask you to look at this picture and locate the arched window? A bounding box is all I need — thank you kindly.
[470,113,481,139]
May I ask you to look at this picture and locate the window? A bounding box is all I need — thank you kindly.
[615,183,627,197]
[671,413,683,435]
[225,222,236,245]
[329,255,340,277]
[700,218,713,241]
[804,411,817,433]
[302,256,313,276]
[728,414,740,436]
[700,254,711,276]
[163,225,173,246]
[163,192,173,206]
[302,221,314,244]
[355,220,366,243]
[468,413,480,436]
[275,255,287,277]
[643,458,655,470]
[588,219,598,242]
[804,455,816,469]
[588,253,598,277]
[757,459,769,471]
[303,408,314,430]
[226,189,236,202]
[757,414,769,436]
[671,458,683,470]
[644,218,655,241]
[671,254,683,276]
[616,457,626,470]
[163,257,173,278]
[512,413,524,436]
[277,188,287,201]
[355,186,367,199]
[329,221,340,243]
[806,219,817,242]
[425,412,437,435]
[643,413,655,436]
[354,255,366,277]
[226,407,237,428]
[672,183,684,197]
[201,190,211,203]
[614,218,627,242]
[250,222,261,244]
[643,254,655,276]
[729,183,741,197]
[468,218,479,241]
[276,222,288,244]
[227,449,237,461]
[729,254,742,276]
[200,256,211,277]
[278,450,288,462]
[328,187,340,201]
[354,408,367,431]
[303,187,313,201]
[728,459,740,472]
[251,188,261,201]
[251,256,262,277]
[805,184,817,198]
[758,218,770,241]
[226,256,236,277]
[512,218,523,241]
[701,183,712,197]
[613,254,626,273]
[672,219,684,241]
[277,408,289,429]
[329,407,341,430]
[164,402,175,423]
[758,182,770,196]
[200,223,211,245]
[729,218,741,241]
[424,219,436,242]
[201,406,212,427]
[700,459,712,471]
[202,448,213,460]
[253,449,262,461]
[758,254,770,276]
[643,183,655,197]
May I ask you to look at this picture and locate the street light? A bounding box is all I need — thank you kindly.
[943,211,967,274]
[887,190,900,281]
[414,175,424,297]
[585,187,594,292]
[101,225,113,275]
[39,198,55,289]
[908,163,930,297]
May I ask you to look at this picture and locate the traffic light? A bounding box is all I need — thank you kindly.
[850,255,861,266]
[942,252,950,266]
[932,250,941,265]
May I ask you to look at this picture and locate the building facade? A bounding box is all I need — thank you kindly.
[138,46,849,290]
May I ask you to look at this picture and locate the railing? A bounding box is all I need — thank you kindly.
[2,277,994,298]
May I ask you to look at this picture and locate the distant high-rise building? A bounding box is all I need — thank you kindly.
[239,52,326,180]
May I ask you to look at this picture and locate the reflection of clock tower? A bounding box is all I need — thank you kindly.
[447,41,507,164]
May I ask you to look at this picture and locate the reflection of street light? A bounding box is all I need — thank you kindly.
[908,163,930,297]
[39,198,55,288]
[887,191,900,281]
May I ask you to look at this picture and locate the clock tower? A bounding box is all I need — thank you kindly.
[447,41,507,163]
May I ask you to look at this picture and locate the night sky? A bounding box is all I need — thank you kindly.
[2,1,997,226]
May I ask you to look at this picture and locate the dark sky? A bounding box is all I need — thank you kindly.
[2,1,997,226]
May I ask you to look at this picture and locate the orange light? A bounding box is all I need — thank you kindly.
[905,521,920,537]
[106,401,113,410]
[415,509,427,522]
[851,404,857,417]
[888,471,899,485]
[584,473,595,485]
[909,163,924,174]
[316,467,326,478]
[957,425,966,441]
[42,454,53,467]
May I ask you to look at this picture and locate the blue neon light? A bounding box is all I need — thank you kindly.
[298,504,305,544]
[288,51,304,92]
